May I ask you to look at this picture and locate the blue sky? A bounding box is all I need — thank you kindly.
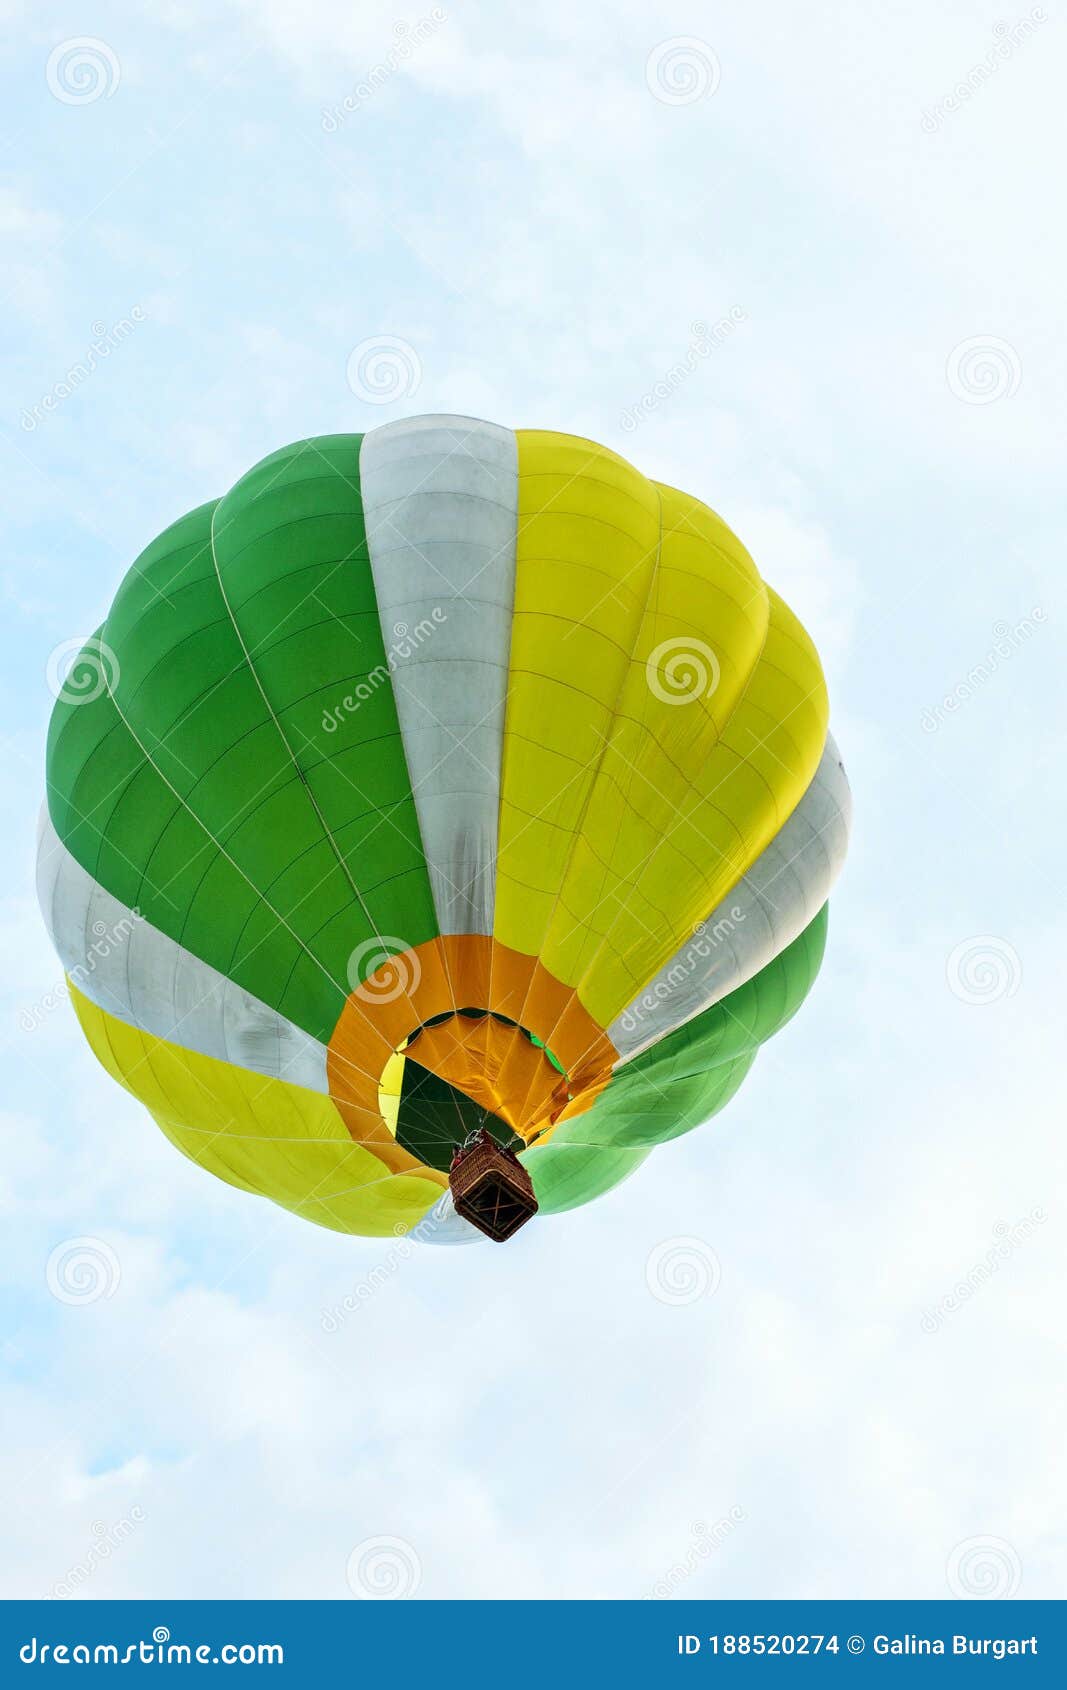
[2,0,1064,1599]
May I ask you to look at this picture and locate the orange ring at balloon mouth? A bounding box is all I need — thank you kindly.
[325,935,618,1177]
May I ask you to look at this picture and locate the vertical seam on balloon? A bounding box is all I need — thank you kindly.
[359,418,515,936]
[381,431,516,940]
[511,473,672,1129]
[358,424,463,1099]
[499,442,659,972]
[359,424,474,1149]
[506,466,666,1134]
[206,466,390,960]
[483,426,523,1055]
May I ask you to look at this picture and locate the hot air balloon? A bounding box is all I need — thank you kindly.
[39,416,850,1243]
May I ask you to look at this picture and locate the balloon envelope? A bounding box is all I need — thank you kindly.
[39,417,850,1240]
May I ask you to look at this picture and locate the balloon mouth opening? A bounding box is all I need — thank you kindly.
[376,1007,572,1174]
[326,934,619,1185]
[407,1006,568,1075]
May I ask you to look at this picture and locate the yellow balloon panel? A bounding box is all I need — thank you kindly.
[494,439,829,1030]
[495,431,661,952]
[538,481,772,998]
[70,983,444,1236]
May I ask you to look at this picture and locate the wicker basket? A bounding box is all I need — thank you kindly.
[449,1129,538,1242]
